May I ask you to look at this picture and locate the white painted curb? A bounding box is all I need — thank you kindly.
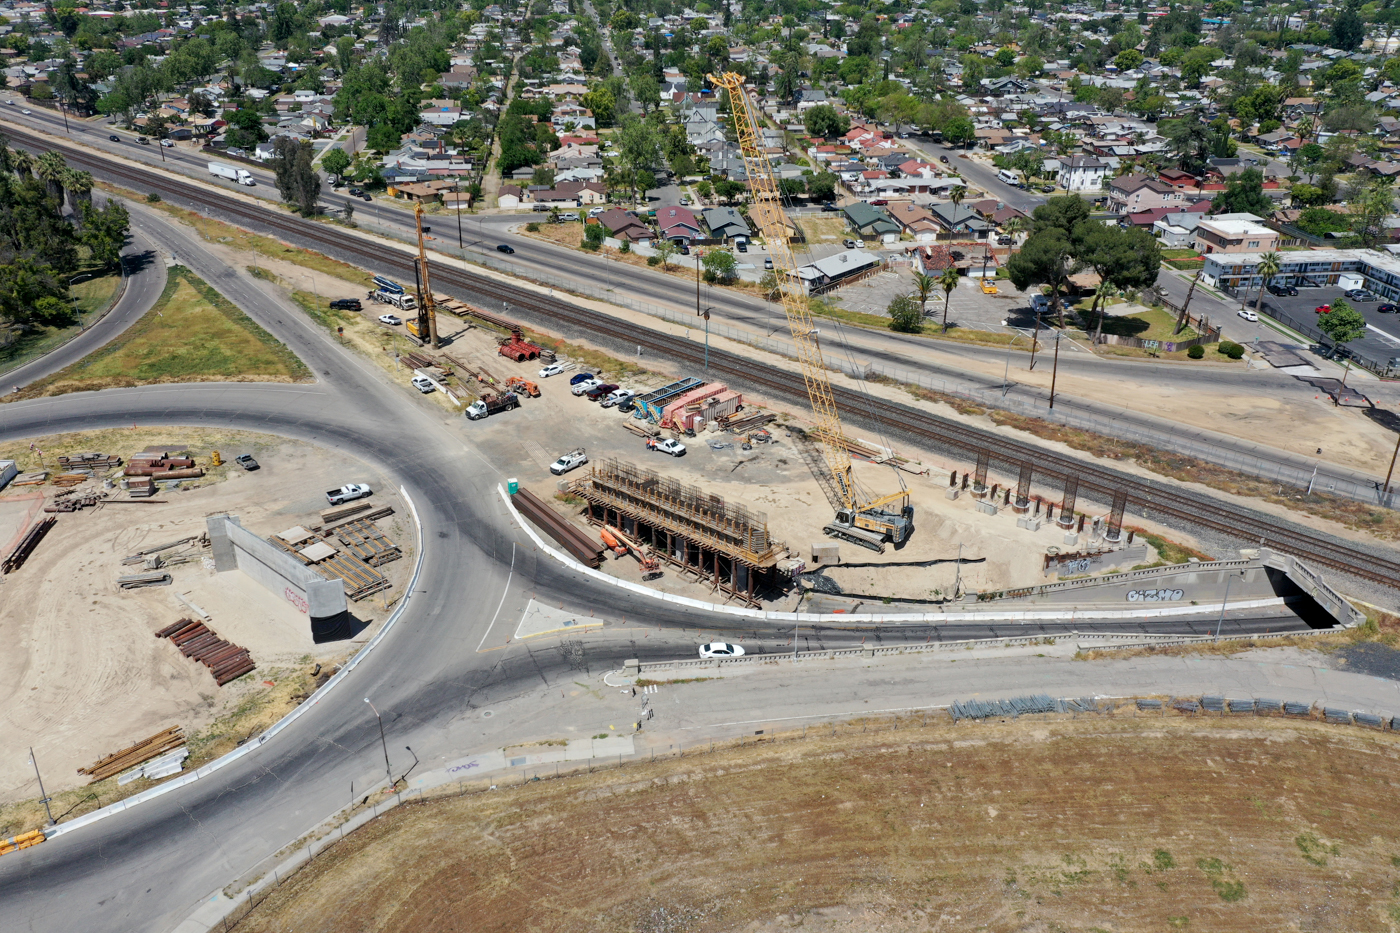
[46,486,427,839]
[495,485,1281,624]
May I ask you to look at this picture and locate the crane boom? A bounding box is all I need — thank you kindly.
[710,72,911,551]
[414,202,440,348]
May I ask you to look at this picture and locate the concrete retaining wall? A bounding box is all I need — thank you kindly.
[206,514,348,639]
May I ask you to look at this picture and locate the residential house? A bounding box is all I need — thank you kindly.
[702,207,752,242]
[930,202,991,239]
[1057,155,1108,192]
[1107,173,1184,214]
[656,205,702,242]
[1192,213,1279,254]
[595,208,652,244]
[796,250,882,292]
[390,180,455,203]
[887,202,942,241]
[1153,209,1209,248]
[554,180,606,204]
[498,184,523,210]
[842,202,900,240]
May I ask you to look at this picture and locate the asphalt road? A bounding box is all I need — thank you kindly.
[2,206,165,390]
[0,205,1331,933]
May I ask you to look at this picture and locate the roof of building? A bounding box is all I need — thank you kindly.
[796,249,881,282]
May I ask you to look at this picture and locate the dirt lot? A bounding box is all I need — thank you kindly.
[235,713,1400,933]
[463,339,1197,606]
[0,428,412,805]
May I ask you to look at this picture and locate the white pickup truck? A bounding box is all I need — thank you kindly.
[550,448,588,475]
[326,483,372,506]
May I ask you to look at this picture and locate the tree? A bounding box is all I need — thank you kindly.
[1030,196,1090,236]
[943,115,975,148]
[1331,6,1365,51]
[1007,228,1077,326]
[1212,168,1271,216]
[531,165,556,188]
[937,266,960,333]
[1316,298,1367,389]
[1073,223,1161,340]
[581,86,616,126]
[807,172,837,202]
[887,295,922,333]
[269,137,321,217]
[1351,181,1395,247]
[654,239,677,269]
[222,108,267,150]
[714,179,746,204]
[629,72,661,113]
[702,249,737,283]
[1254,251,1281,318]
[803,104,850,140]
[1114,48,1143,71]
[911,271,936,317]
[367,123,402,153]
[1164,115,1212,174]
[36,151,68,206]
[81,199,129,269]
[321,147,351,179]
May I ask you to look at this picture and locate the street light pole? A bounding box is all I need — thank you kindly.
[30,748,54,826]
[363,698,392,785]
[455,181,464,251]
[1213,574,1235,643]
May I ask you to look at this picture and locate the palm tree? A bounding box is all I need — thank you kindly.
[949,185,964,212]
[12,149,34,182]
[1003,216,1027,250]
[1254,250,1281,318]
[64,169,93,227]
[36,151,68,205]
[937,265,960,333]
[911,270,936,316]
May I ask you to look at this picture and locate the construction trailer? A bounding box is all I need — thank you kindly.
[569,459,784,607]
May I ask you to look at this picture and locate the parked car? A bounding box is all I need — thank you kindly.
[764,257,774,270]
[549,448,588,475]
[234,454,259,471]
[679,243,690,255]
[1344,289,1374,301]
[359,191,372,201]
[571,378,602,396]
[1040,184,1055,193]
[108,134,121,142]
[996,235,1013,246]
[647,437,686,456]
[585,382,620,400]
[1237,309,1259,322]
[569,372,598,385]
[348,187,364,196]
[869,198,889,206]
[601,388,636,408]
[160,139,174,148]
[330,298,362,311]
[699,641,745,659]
[1266,283,1298,297]
[137,136,150,145]
[843,239,858,249]
[939,156,950,163]
[1380,304,1397,314]
[411,375,436,393]
[377,313,403,326]
[617,399,637,414]
[735,239,748,252]
[680,197,691,206]
[1316,305,1331,314]
[326,483,372,506]
[539,362,569,378]
[496,244,515,254]
[821,202,840,212]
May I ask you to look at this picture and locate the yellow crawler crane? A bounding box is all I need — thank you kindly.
[412,202,440,348]
[709,71,912,552]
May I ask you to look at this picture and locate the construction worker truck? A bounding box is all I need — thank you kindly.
[465,392,520,421]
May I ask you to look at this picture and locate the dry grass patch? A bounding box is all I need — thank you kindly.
[5,267,309,401]
[236,714,1400,933]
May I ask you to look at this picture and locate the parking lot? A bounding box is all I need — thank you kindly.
[1256,285,1400,369]
[828,266,1035,332]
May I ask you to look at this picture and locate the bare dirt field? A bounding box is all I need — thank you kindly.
[235,712,1400,933]
[0,427,412,807]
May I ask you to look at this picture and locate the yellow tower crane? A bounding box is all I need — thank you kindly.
[709,71,912,552]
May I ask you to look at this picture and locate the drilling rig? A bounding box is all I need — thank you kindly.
[710,71,912,552]
[412,202,440,348]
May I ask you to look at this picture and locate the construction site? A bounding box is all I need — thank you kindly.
[0,430,414,805]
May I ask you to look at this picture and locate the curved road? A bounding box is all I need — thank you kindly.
[0,154,1349,933]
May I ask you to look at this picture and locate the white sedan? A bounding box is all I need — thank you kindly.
[539,361,568,378]
[1237,309,1258,322]
[378,313,403,326]
[699,642,745,659]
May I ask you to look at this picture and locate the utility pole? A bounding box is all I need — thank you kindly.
[1384,432,1400,497]
[363,699,393,786]
[30,748,54,826]
[455,182,464,251]
[1028,309,1042,371]
[1048,332,1061,409]
[1174,271,1201,335]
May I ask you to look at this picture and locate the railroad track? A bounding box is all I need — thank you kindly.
[12,126,1400,588]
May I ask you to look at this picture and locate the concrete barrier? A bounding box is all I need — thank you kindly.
[207,514,348,641]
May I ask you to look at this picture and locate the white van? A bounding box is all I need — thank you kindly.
[997,168,1021,186]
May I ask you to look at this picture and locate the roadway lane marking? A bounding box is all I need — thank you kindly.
[477,541,517,652]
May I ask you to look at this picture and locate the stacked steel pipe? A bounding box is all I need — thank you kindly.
[156,618,256,686]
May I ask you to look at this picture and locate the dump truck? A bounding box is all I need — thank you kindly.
[465,392,520,421]
[208,162,255,185]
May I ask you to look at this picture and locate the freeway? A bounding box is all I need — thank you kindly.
[0,199,1330,933]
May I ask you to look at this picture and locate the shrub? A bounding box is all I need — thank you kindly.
[146,192,162,202]
[619,241,630,253]
[583,224,605,246]
[1217,340,1244,359]
[888,295,923,333]
[581,240,600,251]
[525,221,541,232]
[1187,344,1205,359]
[646,255,661,266]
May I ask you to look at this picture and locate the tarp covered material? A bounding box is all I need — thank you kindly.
[298,541,338,563]
[277,525,315,545]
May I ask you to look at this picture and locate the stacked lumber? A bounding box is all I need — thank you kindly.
[624,421,659,439]
[725,410,776,432]
[320,502,372,524]
[52,473,90,487]
[124,458,195,476]
[335,518,401,566]
[118,571,172,588]
[318,552,390,600]
[157,618,256,685]
[79,726,186,783]
[401,351,437,370]
[3,516,56,574]
[57,453,122,471]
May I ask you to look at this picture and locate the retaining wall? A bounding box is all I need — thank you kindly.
[206,514,349,640]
